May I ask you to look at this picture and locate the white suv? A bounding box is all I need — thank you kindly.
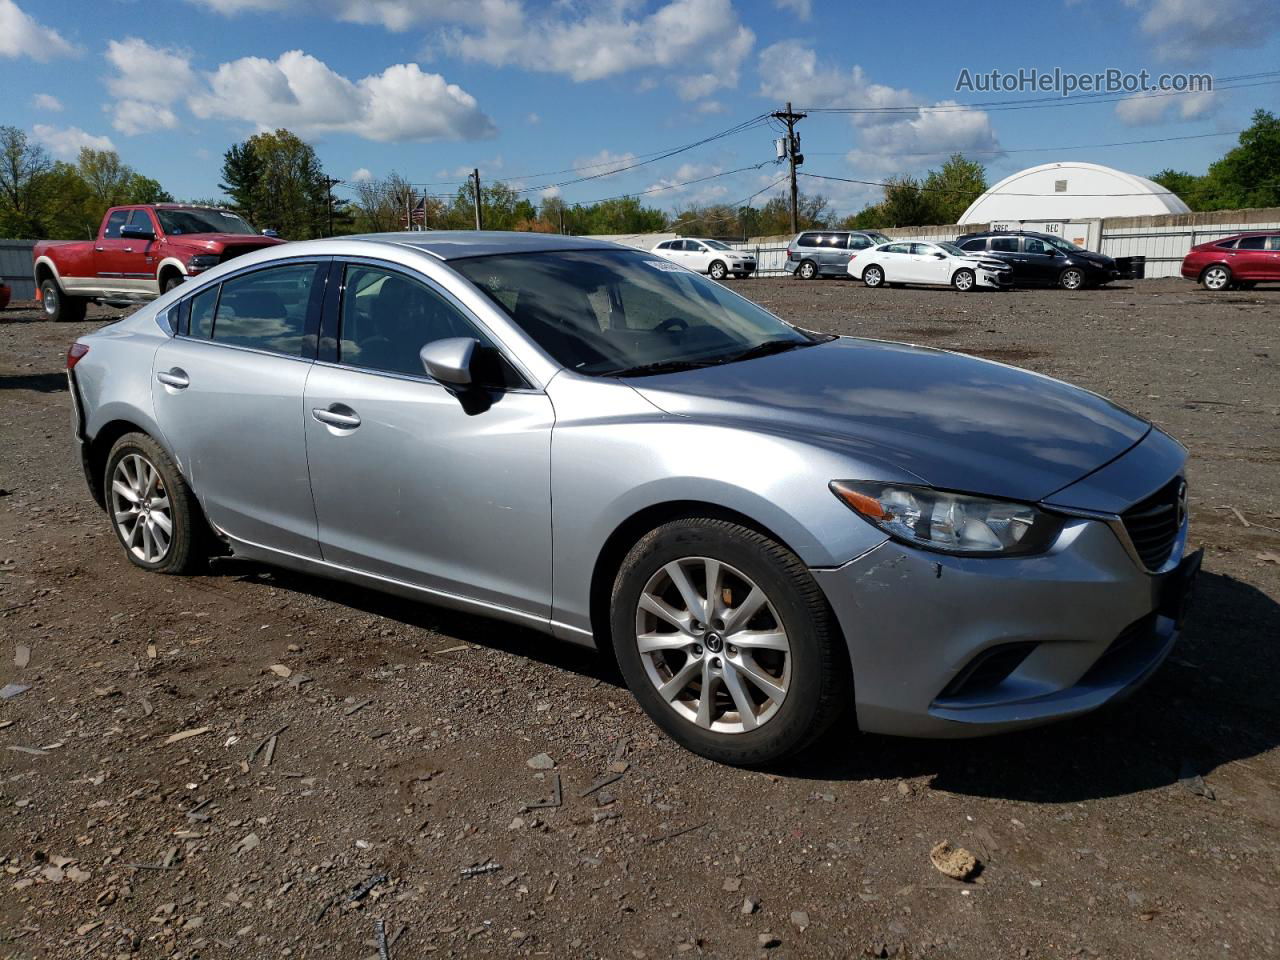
[650,238,756,280]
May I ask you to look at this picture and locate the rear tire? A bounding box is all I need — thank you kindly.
[797,260,818,280]
[105,432,205,575]
[40,278,86,323]
[610,518,850,766]
[952,269,976,292]
[862,265,884,288]
[1201,265,1231,291]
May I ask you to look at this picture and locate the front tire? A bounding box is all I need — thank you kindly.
[952,269,976,292]
[1059,267,1085,290]
[796,260,818,280]
[40,278,86,323]
[862,265,884,288]
[610,518,850,766]
[1201,265,1231,291]
[105,433,204,574]
[161,273,184,294]
[708,260,727,281]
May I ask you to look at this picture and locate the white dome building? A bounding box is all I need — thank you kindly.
[958,161,1191,224]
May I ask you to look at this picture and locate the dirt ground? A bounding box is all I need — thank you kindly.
[1,277,1278,959]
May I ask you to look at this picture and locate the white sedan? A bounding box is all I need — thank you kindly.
[650,238,756,280]
[849,240,1013,291]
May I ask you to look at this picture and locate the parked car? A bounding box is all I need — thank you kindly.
[67,232,1199,765]
[849,240,1013,291]
[955,230,1124,289]
[1180,232,1280,290]
[33,204,285,322]
[785,229,891,279]
[0,282,10,311]
[649,238,755,280]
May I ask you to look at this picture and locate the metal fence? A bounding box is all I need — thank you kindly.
[0,240,36,299]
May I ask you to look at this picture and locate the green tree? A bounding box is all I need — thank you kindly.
[218,141,264,223]
[1149,169,1206,211]
[0,126,52,237]
[1200,109,1280,210]
[921,154,987,224]
[126,173,174,204]
[248,130,330,239]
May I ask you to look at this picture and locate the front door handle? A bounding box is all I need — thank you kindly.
[312,405,361,429]
[156,368,189,388]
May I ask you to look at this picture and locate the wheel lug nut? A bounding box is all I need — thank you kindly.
[727,644,737,655]
[711,657,721,669]
[692,645,702,656]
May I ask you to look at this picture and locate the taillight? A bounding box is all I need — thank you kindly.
[66,343,89,369]
[848,253,857,261]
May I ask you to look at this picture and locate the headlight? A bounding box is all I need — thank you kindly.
[830,481,1063,556]
[187,254,220,270]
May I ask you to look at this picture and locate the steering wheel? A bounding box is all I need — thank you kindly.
[654,317,689,333]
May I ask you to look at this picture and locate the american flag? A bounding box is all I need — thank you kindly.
[410,195,426,226]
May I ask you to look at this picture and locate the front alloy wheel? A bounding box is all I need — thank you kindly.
[1059,267,1085,290]
[952,269,975,292]
[636,557,791,733]
[708,260,727,281]
[611,518,849,766]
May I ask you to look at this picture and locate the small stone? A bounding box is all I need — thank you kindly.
[607,761,629,774]
[758,933,781,949]
[929,841,978,881]
[287,643,301,652]
[234,833,260,855]
[508,817,526,831]
[269,664,292,678]
[790,910,810,931]
[741,896,760,915]
[722,877,741,892]
[526,753,555,770]
[897,782,910,796]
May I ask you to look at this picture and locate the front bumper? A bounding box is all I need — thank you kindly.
[975,269,1013,289]
[812,513,1198,738]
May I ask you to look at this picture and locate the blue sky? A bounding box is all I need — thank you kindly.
[3,0,1279,217]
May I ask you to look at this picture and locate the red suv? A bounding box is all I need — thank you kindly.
[1181,232,1280,291]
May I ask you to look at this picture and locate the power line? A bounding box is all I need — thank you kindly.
[802,128,1247,159]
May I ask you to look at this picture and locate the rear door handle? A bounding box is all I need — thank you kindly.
[156,368,189,388]
[311,405,361,429]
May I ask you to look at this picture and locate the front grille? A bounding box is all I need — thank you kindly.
[1122,477,1184,571]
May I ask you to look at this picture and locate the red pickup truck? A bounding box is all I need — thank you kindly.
[33,204,285,321]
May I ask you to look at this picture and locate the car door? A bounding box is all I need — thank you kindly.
[878,243,913,282]
[986,236,1023,280]
[94,209,135,294]
[1266,235,1280,279]
[1021,236,1059,283]
[910,243,951,284]
[685,241,712,274]
[303,261,554,617]
[152,258,329,557]
[817,233,848,274]
[1233,235,1270,279]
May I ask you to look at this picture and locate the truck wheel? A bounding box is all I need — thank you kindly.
[40,279,86,323]
[161,273,184,294]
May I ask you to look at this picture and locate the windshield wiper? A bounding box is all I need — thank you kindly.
[606,337,825,378]
[605,358,724,378]
[713,337,817,365]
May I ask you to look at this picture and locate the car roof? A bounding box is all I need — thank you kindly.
[956,230,1053,240]
[345,230,623,261]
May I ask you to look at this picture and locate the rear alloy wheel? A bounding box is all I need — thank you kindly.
[611,518,849,765]
[40,278,86,323]
[1059,267,1085,290]
[797,260,818,280]
[105,433,204,574]
[708,260,727,281]
[1201,265,1231,291]
[952,268,976,292]
[863,265,884,288]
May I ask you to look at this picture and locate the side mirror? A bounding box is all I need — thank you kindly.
[120,224,155,241]
[420,337,477,389]
[262,229,279,238]
[933,252,946,259]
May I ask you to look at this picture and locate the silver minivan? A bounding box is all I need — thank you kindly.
[785,230,892,279]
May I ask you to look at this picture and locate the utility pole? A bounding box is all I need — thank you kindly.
[472,168,483,230]
[323,176,341,236]
[771,101,806,234]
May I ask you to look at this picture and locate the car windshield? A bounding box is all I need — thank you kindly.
[936,242,966,256]
[156,208,257,236]
[1042,235,1084,253]
[701,240,733,250]
[452,249,821,377]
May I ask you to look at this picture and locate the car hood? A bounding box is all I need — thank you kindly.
[626,337,1150,502]
[168,234,286,252]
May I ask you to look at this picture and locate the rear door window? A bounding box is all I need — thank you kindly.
[1237,236,1267,250]
[960,238,987,252]
[189,285,219,339]
[990,237,1019,253]
[796,234,819,248]
[1268,236,1280,251]
[209,263,325,357]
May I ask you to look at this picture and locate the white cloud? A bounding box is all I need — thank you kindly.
[451,0,754,101]
[539,185,561,201]
[351,167,374,182]
[1115,88,1220,126]
[32,124,114,159]
[32,93,63,111]
[1126,0,1280,60]
[188,51,496,142]
[773,0,811,20]
[574,149,637,179]
[758,42,1001,174]
[0,0,76,61]
[111,100,180,135]
[185,0,472,31]
[526,112,541,125]
[103,38,195,134]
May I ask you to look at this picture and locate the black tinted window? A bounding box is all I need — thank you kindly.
[1024,237,1051,255]
[126,209,153,233]
[849,235,873,250]
[1237,236,1266,250]
[1268,236,1280,251]
[960,238,987,252]
[189,285,218,338]
[211,263,322,356]
[796,234,819,247]
[338,265,492,378]
[990,237,1019,253]
[103,210,128,238]
[1214,238,1237,249]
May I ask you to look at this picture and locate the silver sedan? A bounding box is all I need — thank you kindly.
[66,232,1200,765]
